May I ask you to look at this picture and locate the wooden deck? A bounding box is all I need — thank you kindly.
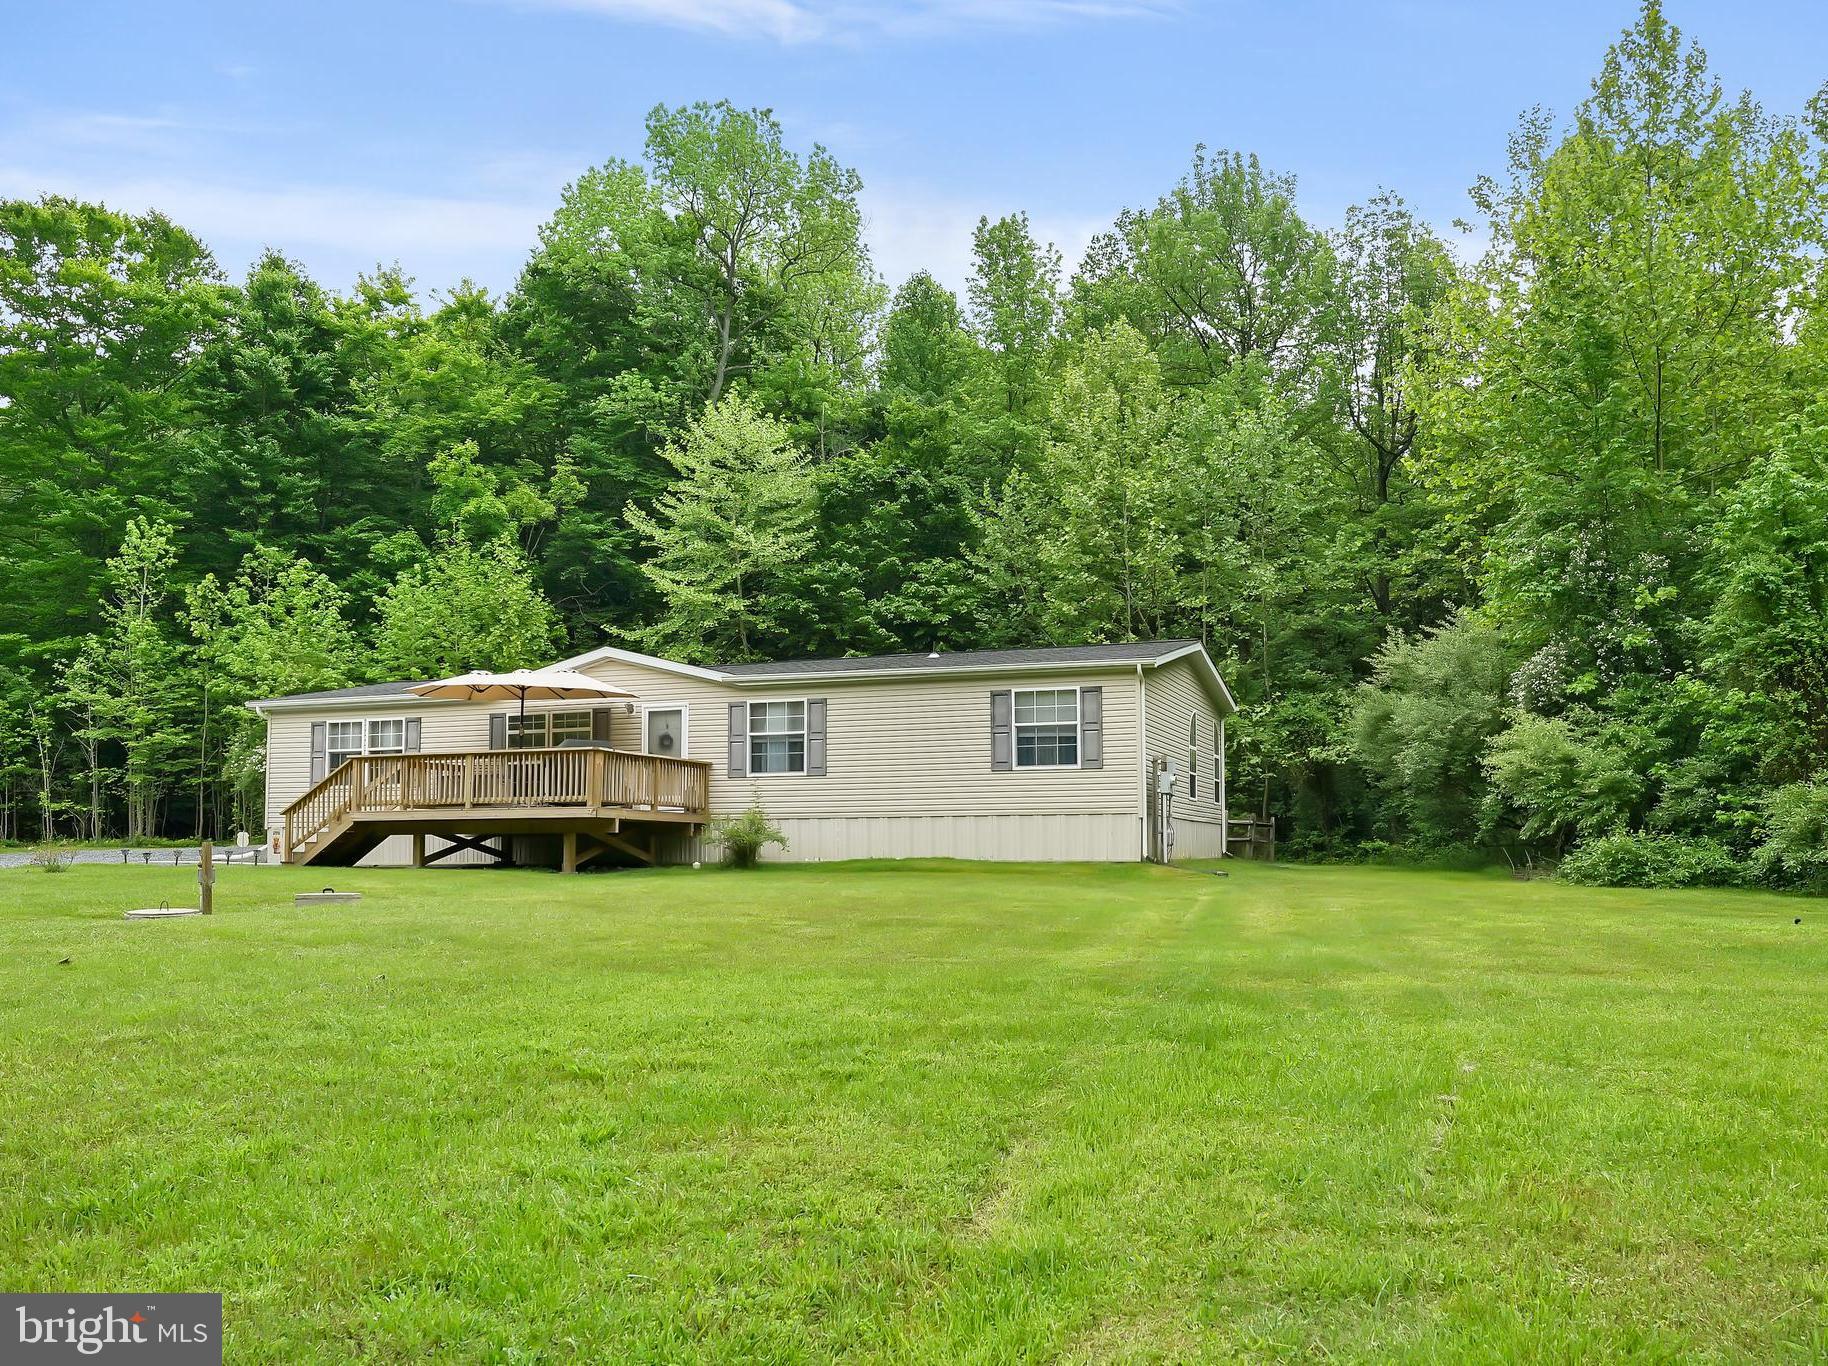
[282,747,711,868]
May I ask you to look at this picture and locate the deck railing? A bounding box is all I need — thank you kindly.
[282,747,711,857]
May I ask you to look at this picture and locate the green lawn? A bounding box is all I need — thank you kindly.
[2,860,1824,1361]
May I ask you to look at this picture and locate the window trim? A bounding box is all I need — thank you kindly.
[641,703,690,760]
[747,697,809,777]
[329,715,408,770]
[1012,685,1083,771]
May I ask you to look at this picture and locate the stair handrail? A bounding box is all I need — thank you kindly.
[282,756,362,857]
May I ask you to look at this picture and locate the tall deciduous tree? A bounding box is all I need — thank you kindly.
[59,518,192,839]
[188,547,361,832]
[1075,148,1332,393]
[0,199,223,663]
[968,212,1061,435]
[1419,0,1827,683]
[371,536,562,679]
[1315,192,1461,624]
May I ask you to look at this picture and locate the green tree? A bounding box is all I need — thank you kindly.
[0,198,224,664]
[1483,711,1648,855]
[786,272,1002,655]
[1418,1,1826,681]
[182,253,410,594]
[505,103,878,641]
[1074,148,1332,393]
[1352,612,1512,848]
[644,100,876,406]
[188,547,361,833]
[371,537,562,679]
[58,518,192,838]
[977,323,1196,642]
[1315,192,1461,623]
[624,393,815,663]
[968,212,1061,433]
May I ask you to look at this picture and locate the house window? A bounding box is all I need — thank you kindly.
[327,716,407,772]
[750,700,806,774]
[1188,719,1198,798]
[508,710,594,748]
[327,720,365,771]
[1014,688,1079,768]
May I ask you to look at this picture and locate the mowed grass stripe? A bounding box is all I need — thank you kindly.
[1,861,1823,1360]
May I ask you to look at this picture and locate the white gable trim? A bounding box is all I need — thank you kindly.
[550,643,731,683]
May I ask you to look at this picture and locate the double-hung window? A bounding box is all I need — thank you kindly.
[328,717,406,771]
[1014,688,1079,768]
[508,710,594,748]
[369,718,406,756]
[749,700,806,774]
[1189,719,1199,798]
[327,720,365,772]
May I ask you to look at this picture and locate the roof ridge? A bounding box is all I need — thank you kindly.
[714,639,1202,671]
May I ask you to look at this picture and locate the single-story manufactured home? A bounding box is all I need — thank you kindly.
[248,640,1236,868]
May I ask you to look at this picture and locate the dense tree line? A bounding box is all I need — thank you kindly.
[2,4,1825,887]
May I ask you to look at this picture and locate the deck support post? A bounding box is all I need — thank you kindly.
[411,831,426,868]
[562,830,579,874]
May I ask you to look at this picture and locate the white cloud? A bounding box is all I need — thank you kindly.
[496,0,1177,43]
[862,182,1112,296]
[0,161,1119,301]
[0,167,550,291]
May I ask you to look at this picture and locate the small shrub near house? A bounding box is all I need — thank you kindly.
[713,798,787,869]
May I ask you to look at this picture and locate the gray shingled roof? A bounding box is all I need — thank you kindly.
[252,641,1210,706]
[716,640,1202,677]
[252,679,426,704]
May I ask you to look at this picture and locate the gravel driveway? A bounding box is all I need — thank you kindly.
[0,846,281,869]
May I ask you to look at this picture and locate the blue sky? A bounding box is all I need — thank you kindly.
[7,2,1824,298]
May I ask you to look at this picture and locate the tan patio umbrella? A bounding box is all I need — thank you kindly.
[407,668,638,747]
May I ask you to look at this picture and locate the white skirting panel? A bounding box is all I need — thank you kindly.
[664,812,1142,865]
[1166,816,1226,861]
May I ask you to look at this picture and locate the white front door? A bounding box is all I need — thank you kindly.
[644,707,685,758]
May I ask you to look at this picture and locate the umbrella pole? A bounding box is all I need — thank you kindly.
[515,688,527,802]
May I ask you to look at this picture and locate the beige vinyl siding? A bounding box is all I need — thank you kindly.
[1142,655,1229,860]
[569,658,1142,820]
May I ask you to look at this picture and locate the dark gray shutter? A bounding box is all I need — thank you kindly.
[990,690,1013,771]
[489,713,507,750]
[727,702,748,777]
[404,718,422,752]
[1080,687,1103,769]
[591,708,613,742]
[310,721,328,783]
[806,699,827,776]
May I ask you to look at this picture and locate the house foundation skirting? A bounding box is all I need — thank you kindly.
[670,812,1140,865]
[340,813,1143,866]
